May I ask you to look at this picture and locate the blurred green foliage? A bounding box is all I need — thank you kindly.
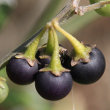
[0,4,12,29]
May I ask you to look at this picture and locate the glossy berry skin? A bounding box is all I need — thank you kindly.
[6,57,38,85]
[70,47,106,84]
[89,0,110,16]
[60,52,71,69]
[35,71,73,101]
[36,48,51,68]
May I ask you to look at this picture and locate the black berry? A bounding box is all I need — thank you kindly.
[6,57,38,85]
[36,46,51,67]
[35,71,73,101]
[60,52,71,69]
[36,44,71,69]
[70,47,106,84]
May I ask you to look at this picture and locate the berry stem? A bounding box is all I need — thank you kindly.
[49,27,62,71]
[24,28,46,60]
[45,27,55,55]
[40,26,69,76]
[53,20,91,61]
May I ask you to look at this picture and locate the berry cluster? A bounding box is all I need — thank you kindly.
[6,20,105,101]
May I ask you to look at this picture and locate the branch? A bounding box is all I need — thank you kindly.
[54,0,80,23]
[76,0,110,15]
[55,0,74,23]
[73,0,80,8]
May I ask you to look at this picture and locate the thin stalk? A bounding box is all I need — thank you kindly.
[53,21,91,61]
[40,27,69,76]
[76,0,110,15]
[24,28,46,60]
[49,28,62,71]
[45,28,55,55]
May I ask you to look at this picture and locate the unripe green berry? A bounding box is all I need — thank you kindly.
[0,77,9,103]
[90,0,110,16]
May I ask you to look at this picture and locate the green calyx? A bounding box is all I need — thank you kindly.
[37,42,67,63]
[15,27,47,66]
[53,20,92,63]
[40,26,69,76]
[72,44,91,62]
[24,27,47,60]
[38,26,55,61]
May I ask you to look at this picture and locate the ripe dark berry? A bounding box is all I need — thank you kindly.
[70,47,106,84]
[35,71,73,101]
[36,44,71,69]
[6,56,38,85]
[60,52,71,69]
[36,46,51,67]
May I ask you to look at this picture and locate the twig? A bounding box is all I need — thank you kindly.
[73,0,81,8]
[55,0,74,23]
[76,0,110,15]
